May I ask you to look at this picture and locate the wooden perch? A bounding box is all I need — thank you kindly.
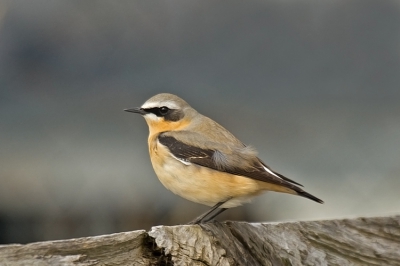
[0,215,399,265]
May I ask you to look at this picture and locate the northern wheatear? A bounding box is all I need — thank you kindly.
[125,93,323,224]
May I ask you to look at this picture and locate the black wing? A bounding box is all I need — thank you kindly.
[158,134,323,203]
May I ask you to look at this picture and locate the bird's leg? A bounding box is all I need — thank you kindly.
[187,202,225,224]
[187,198,231,224]
[201,208,227,223]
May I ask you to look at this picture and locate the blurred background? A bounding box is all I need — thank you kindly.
[1,0,399,244]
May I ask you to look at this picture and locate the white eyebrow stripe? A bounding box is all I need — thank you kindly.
[141,101,179,109]
[262,165,282,179]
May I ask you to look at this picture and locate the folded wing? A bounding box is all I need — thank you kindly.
[158,132,323,204]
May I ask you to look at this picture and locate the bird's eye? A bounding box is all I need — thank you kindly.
[159,106,169,115]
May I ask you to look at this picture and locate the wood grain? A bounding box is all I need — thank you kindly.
[1,215,399,265]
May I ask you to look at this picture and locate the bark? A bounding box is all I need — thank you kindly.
[0,215,399,265]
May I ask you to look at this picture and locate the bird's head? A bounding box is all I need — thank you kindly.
[125,93,196,134]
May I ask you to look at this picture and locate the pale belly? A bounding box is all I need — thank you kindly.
[150,155,265,208]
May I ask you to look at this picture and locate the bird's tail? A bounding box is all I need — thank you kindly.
[297,190,324,204]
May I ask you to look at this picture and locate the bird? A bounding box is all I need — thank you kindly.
[124,93,323,224]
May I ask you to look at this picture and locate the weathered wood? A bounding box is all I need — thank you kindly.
[0,230,152,266]
[0,215,399,265]
[149,215,400,265]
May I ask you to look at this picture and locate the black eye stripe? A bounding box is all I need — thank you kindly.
[143,107,170,117]
[142,106,184,121]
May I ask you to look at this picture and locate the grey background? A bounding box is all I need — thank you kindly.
[0,0,399,244]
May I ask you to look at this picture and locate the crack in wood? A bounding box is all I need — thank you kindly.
[0,215,399,265]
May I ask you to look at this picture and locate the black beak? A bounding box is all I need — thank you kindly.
[124,107,148,115]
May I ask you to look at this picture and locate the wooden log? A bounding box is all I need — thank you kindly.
[0,215,399,265]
